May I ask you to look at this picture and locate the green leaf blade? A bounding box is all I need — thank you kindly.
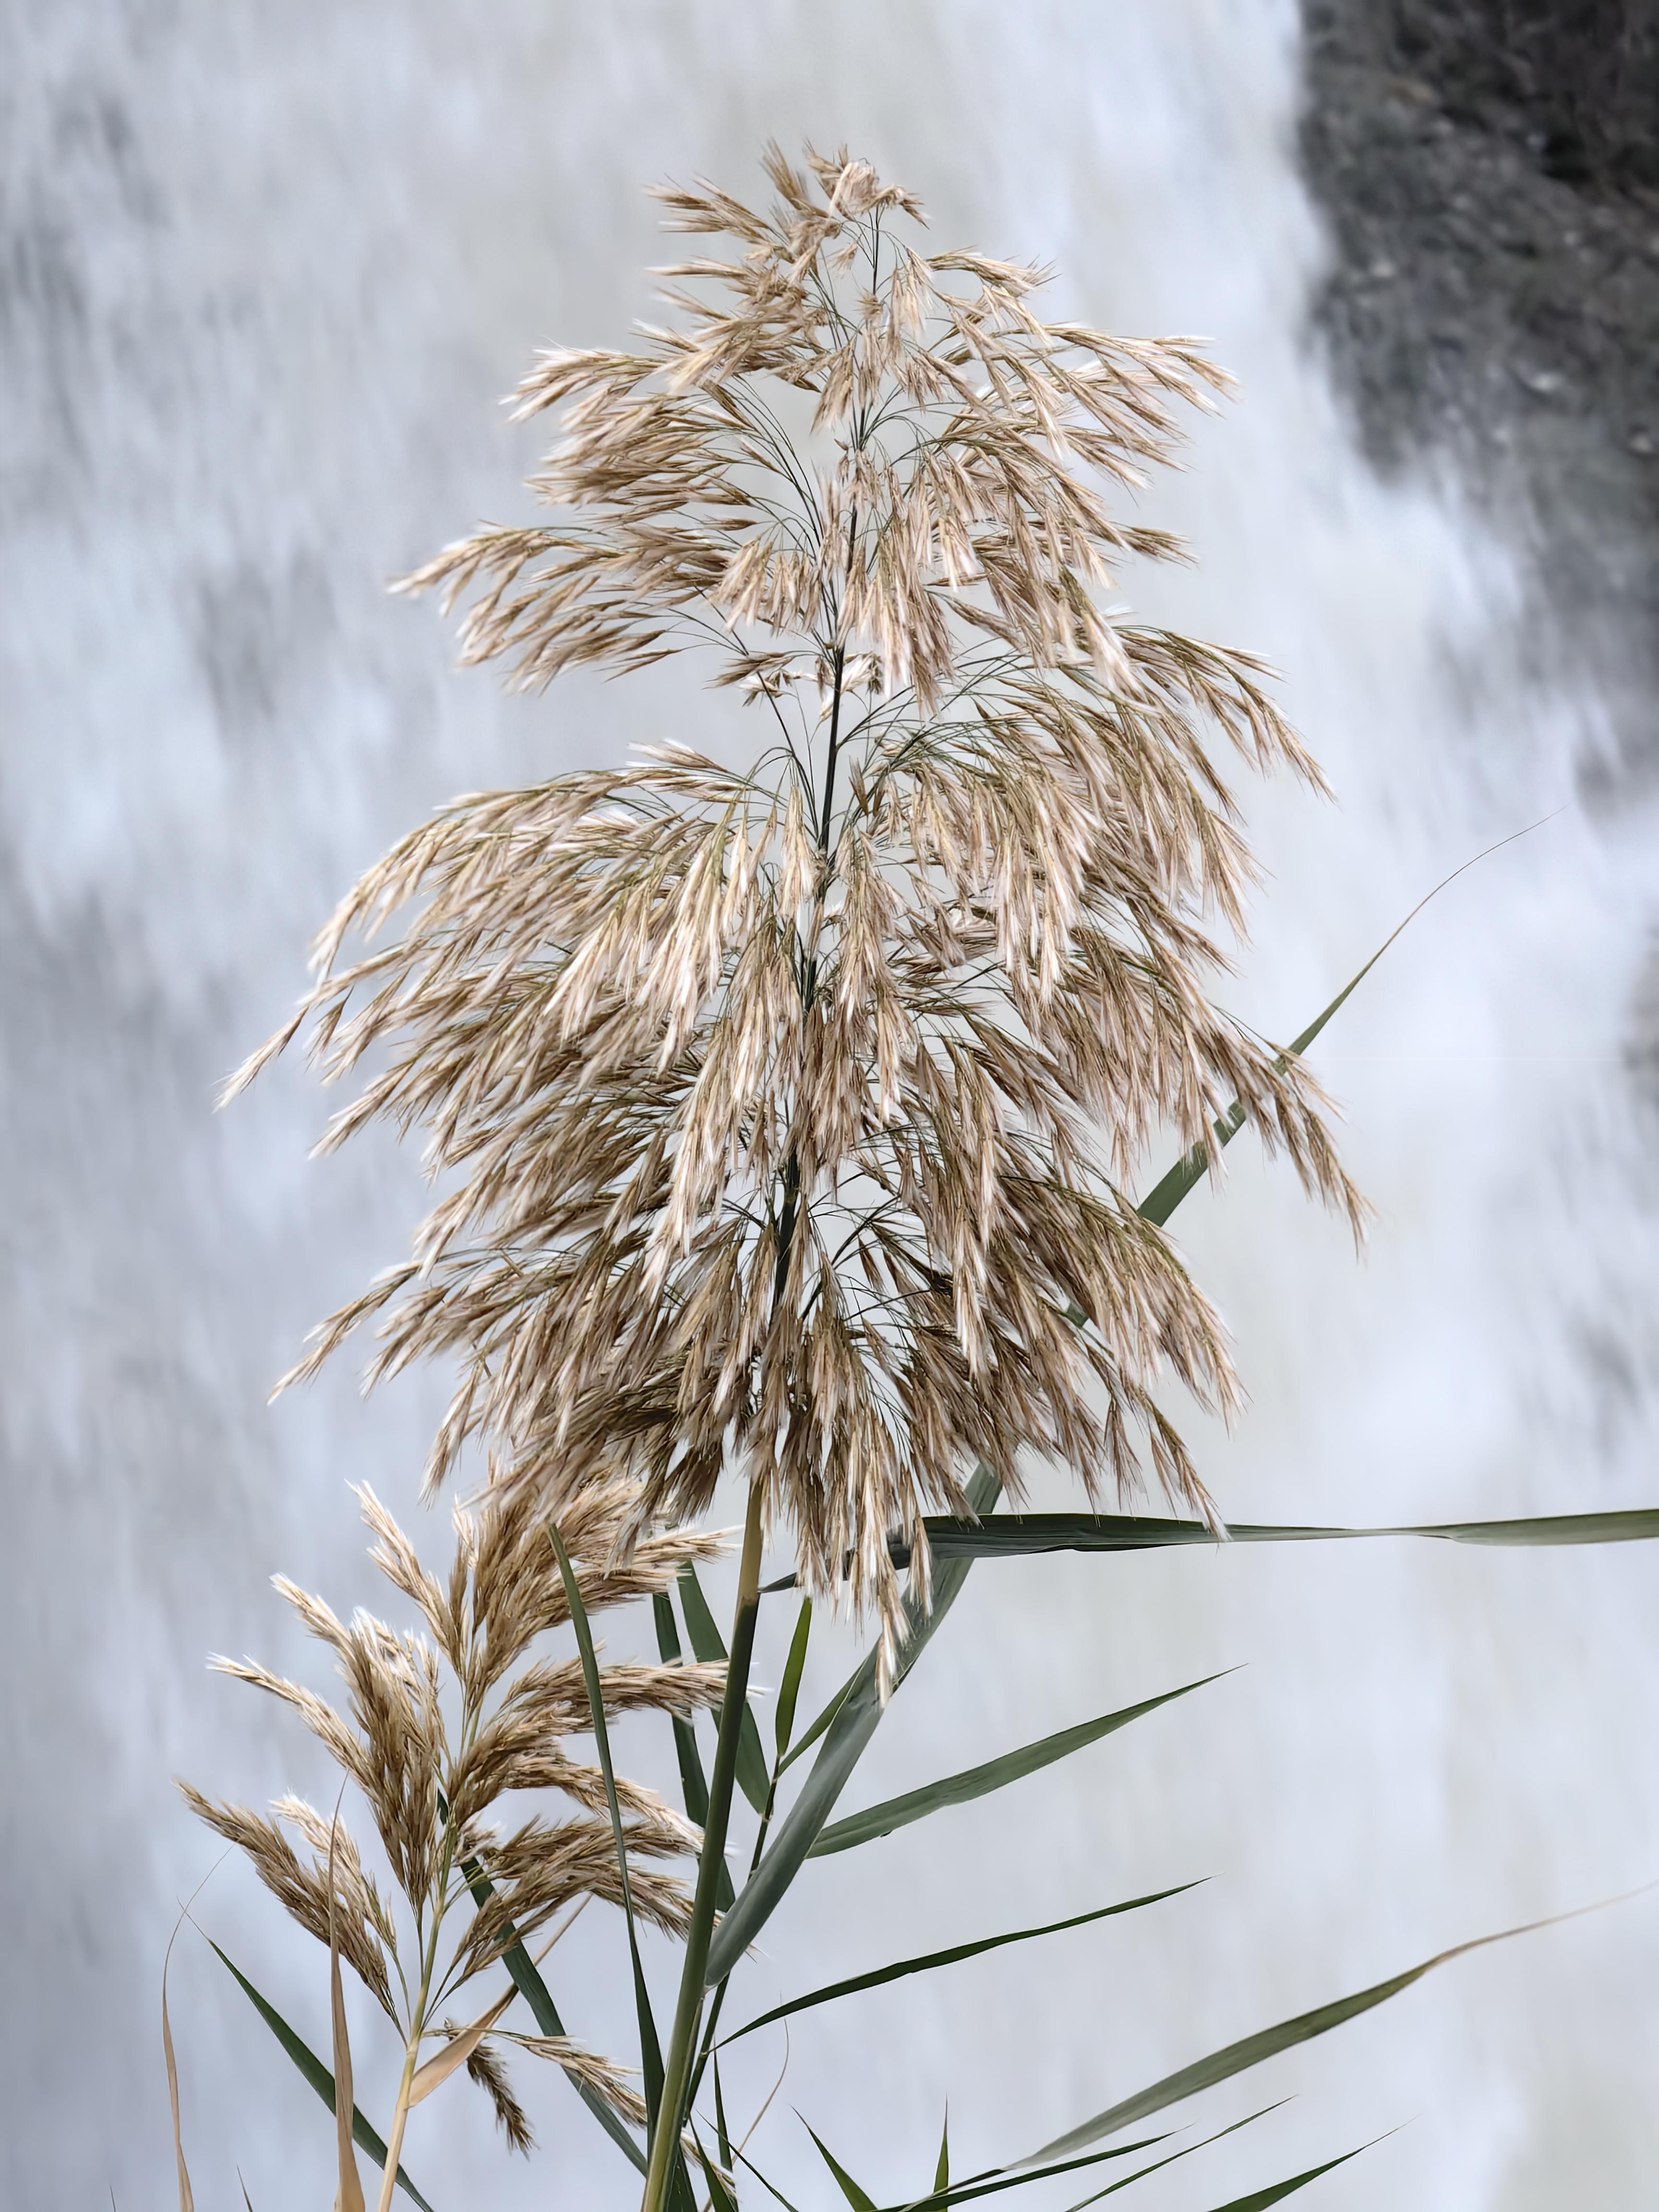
[654,1590,735,1912]
[679,1561,774,1814]
[722,1884,1198,2046]
[1135,826,1554,1231]
[548,1521,666,2128]
[1027,1904,1605,2164]
[1192,2144,1368,2212]
[205,1940,436,2212]
[807,2123,879,2212]
[776,1597,813,1758]
[808,1678,1224,1858]
[693,2126,741,2212]
[915,1508,1659,1563]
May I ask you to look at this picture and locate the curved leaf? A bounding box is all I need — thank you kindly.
[204,1940,436,2212]
[1027,1899,1625,2164]
[776,1597,813,1758]
[1137,821,1552,1228]
[809,1677,1226,1856]
[1190,2145,1370,2212]
[808,2123,879,2210]
[722,1884,1198,2045]
[909,1509,1659,1564]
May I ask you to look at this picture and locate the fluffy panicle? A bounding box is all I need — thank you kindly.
[234,145,1361,1682]
[181,1483,724,2145]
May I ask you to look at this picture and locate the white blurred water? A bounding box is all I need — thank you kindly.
[4,2,1657,2206]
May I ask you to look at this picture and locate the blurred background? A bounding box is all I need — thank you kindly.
[4,2,1658,2205]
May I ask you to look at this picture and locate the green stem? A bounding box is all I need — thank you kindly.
[640,1480,767,2212]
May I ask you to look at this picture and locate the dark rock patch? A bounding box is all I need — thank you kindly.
[1299,2,1659,786]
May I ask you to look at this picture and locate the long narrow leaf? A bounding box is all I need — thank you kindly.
[881,2132,1175,2212]
[693,2125,741,2212]
[774,1670,856,1776]
[677,1561,774,1815]
[204,1941,436,2212]
[1062,2107,1299,2212]
[654,1592,736,1913]
[776,1598,813,1757]
[810,1677,1225,1857]
[908,1509,1659,1564]
[459,1856,646,2172]
[1189,2145,1370,2212]
[714,2052,733,2171]
[722,1884,1198,2045]
[1137,821,1553,1228]
[807,2122,879,2211]
[704,1465,1001,1984]
[1028,1899,1626,2164]
[731,2140,807,2212]
[548,1521,666,2126]
[895,2105,1286,2212]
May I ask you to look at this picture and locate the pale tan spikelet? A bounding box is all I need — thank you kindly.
[176,1784,397,2016]
[508,2034,649,2128]
[456,2032,536,2152]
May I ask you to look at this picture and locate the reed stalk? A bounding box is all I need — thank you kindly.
[180,145,1632,2212]
[643,1482,766,2212]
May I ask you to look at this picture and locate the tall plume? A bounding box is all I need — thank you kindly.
[228,143,1361,1681]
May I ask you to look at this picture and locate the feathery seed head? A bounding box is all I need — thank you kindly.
[232,145,1361,1686]
[183,1481,721,2106]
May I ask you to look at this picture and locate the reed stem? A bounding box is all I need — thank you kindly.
[640,1479,766,2212]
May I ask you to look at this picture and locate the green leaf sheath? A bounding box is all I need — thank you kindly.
[809,1677,1225,1857]
[722,1884,1199,2045]
[703,1464,1001,1985]
[204,1941,436,2212]
[1028,1904,1611,2164]
[458,1857,647,2173]
[547,1521,667,2127]
[677,1561,774,1814]
[910,1509,1659,1563]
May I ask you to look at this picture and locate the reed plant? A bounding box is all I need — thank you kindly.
[176,146,1656,2211]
